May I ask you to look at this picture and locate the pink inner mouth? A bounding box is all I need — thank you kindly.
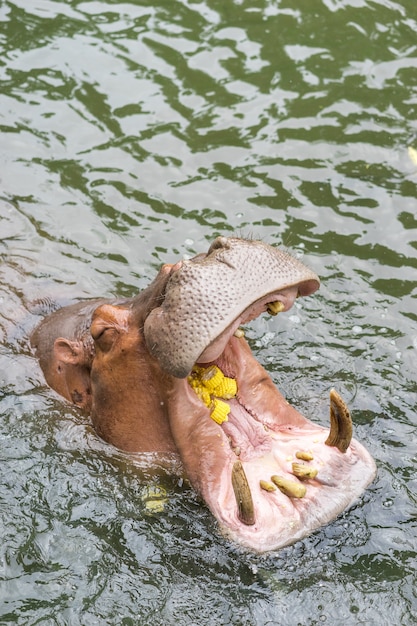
[168,291,376,553]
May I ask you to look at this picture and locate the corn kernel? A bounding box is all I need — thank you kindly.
[213,376,237,399]
[197,387,211,407]
[188,377,199,390]
[210,398,230,424]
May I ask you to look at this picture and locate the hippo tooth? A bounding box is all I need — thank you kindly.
[271,475,307,498]
[266,301,285,316]
[325,389,353,453]
[291,463,318,480]
[233,328,245,338]
[295,450,314,461]
[259,479,277,492]
[231,460,255,526]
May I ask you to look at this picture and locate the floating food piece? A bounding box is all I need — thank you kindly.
[295,450,314,462]
[271,475,306,498]
[408,146,417,167]
[142,485,167,513]
[292,463,318,480]
[210,398,230,424]
[267,301,285,316]
[260,480,277,492]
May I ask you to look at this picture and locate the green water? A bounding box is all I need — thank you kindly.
[0,0,416,624]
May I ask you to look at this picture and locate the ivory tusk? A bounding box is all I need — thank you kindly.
[231,460,255,526]
[325,389,353,453]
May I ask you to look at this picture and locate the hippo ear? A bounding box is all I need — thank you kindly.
[54,338,85,365]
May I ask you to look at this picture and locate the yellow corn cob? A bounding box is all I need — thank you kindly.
[187,378,211,406]
[188,366,203,384]
[188,365,237,419]
[210,398,230,424]
[197,386,211,407]
[188,377,199,389]
[200,365,224,391]
[213,376,237,399]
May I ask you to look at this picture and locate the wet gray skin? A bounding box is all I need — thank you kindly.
[144,236,320,378]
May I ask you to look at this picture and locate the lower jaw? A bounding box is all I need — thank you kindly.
[171,341,375,552]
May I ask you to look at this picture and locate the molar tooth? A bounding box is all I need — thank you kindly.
[295,451,314,461]
[325,389,353,453]
[266,301,285,316]
[231,461,255,526]
[260,480,277,492]
[271,475,307,498]
[234,328,245,338]
[292,463,318,480]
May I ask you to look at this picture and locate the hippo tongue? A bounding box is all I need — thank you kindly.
[144,237,319,378]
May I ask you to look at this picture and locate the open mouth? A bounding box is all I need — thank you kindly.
[144,238,376,552]
[181,294,362,546]
[166,293,375,553]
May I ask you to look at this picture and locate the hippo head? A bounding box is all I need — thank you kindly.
[32,237,376,552]
[140,237,376,551]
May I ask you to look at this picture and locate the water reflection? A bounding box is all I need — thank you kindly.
[1,0,416,624]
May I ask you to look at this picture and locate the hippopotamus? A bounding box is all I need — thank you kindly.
[31,236,376,552]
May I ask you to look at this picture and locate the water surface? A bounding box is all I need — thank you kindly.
[1,0,416,624]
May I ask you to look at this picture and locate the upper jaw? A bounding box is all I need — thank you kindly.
[143,237,320,379]
[196,286,299,365]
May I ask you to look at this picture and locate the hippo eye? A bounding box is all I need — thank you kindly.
[90,321,118,353]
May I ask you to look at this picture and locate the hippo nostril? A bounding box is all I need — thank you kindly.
[207,236,231,255]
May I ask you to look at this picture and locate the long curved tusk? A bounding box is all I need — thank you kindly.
[231,460,255,526]
[325,389,353,453]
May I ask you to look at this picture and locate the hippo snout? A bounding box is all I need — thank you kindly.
[143,237,320,378]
